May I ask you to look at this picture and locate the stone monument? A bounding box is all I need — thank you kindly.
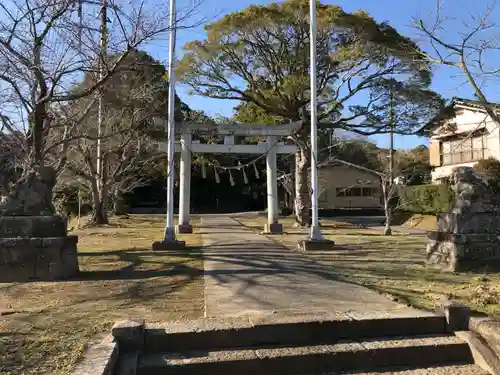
[426,166,500,272]
[0,166,79,281]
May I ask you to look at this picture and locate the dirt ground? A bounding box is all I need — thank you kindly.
[0,215,204,375]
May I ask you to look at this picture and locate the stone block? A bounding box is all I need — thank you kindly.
[263,223,283,234]
[470,317,500,356]
[0,216,67,238]
[152,240,186,251]
[112,319,145,351]
[0,235,79,282]
[437,213,500,234]
[297,239,336,252]
[72,335,118,375]
[426,235,500,272]
[455,330,500,375]
[176,224,193,234]
[426,167,500,272]
[438,300,470,332]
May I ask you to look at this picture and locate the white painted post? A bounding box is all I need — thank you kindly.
[309,0,322,241]
[177,130,192,233]
[265,135,283,234]
[162,0,177,243]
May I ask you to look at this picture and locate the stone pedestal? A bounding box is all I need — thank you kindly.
[426,231,500,272]
[297,239,336,252]
[152,239,186,251]
[263,223,283,234]
[0,216,79,281]
[176,224,193,234]
[425,166,500,272]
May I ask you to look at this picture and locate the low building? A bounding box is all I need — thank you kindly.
[316,159,382,209]
[280,159,383,210]
[420,98,500,183]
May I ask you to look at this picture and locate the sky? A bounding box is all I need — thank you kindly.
[143,0,500,150]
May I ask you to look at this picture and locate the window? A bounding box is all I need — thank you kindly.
[362,187,378,196]
[440,133,487,165]
[336,187,373,197]
[336,187,348,197]
[350,187,361,197]
[319,190,328,203]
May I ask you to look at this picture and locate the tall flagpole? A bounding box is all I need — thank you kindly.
[309,0,322,241]
[97,0,108,223]
[163,0,177,242]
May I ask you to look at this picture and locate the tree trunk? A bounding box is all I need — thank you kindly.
[90,180,109,225]
[113,188,127,216]
[382,181,392,236]
[294,145,311,227]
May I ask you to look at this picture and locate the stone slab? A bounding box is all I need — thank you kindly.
[469,317,500,360]
[0,215,68,238]
[0,235,79,281]
[330,365,488,375]
[72,335,118,375]
[455,330,500,375]
[138,335,472,375]
[144,315,448,353]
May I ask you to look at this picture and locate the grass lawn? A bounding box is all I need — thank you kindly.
[235,215,500,318]
[0,215,204,375]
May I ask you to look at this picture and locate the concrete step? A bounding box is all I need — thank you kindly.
[137,334,474,375]
[145,315,448,353]
[325,364,488,374]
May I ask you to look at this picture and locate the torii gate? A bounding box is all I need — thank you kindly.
[162,122,300,234]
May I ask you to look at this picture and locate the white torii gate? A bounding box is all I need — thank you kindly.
[161,122,300,234]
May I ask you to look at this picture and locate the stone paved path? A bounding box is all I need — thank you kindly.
[201,216,431,319]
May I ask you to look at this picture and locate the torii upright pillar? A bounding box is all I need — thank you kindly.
[263,135,283,234]
[177,129,193,234]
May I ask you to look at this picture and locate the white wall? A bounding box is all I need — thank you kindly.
[432,161,477,181]
[431,106,500,182]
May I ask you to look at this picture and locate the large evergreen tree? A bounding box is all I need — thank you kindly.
[177,0,442,225]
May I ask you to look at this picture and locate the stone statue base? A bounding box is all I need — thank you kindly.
[437,212,500,234]
[0,216,79,281]
[425,166,500,272]
[426,231,500,272]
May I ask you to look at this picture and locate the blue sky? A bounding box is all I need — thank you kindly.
[144,0,500,150]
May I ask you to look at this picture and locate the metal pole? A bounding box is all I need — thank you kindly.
[309,0,322,241]
[163,0,177,241]
[97,0,107,212]
[388,89,394,186]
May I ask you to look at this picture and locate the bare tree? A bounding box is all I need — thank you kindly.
[378,148,432,235]
[0,0,200,214]
[54,49,173,224]
[415,0,500,124]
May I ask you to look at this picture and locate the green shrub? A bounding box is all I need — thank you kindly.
[399,184,453,214]
[473,158,500,192]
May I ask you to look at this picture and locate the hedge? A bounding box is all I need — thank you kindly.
[398,184,454,214]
